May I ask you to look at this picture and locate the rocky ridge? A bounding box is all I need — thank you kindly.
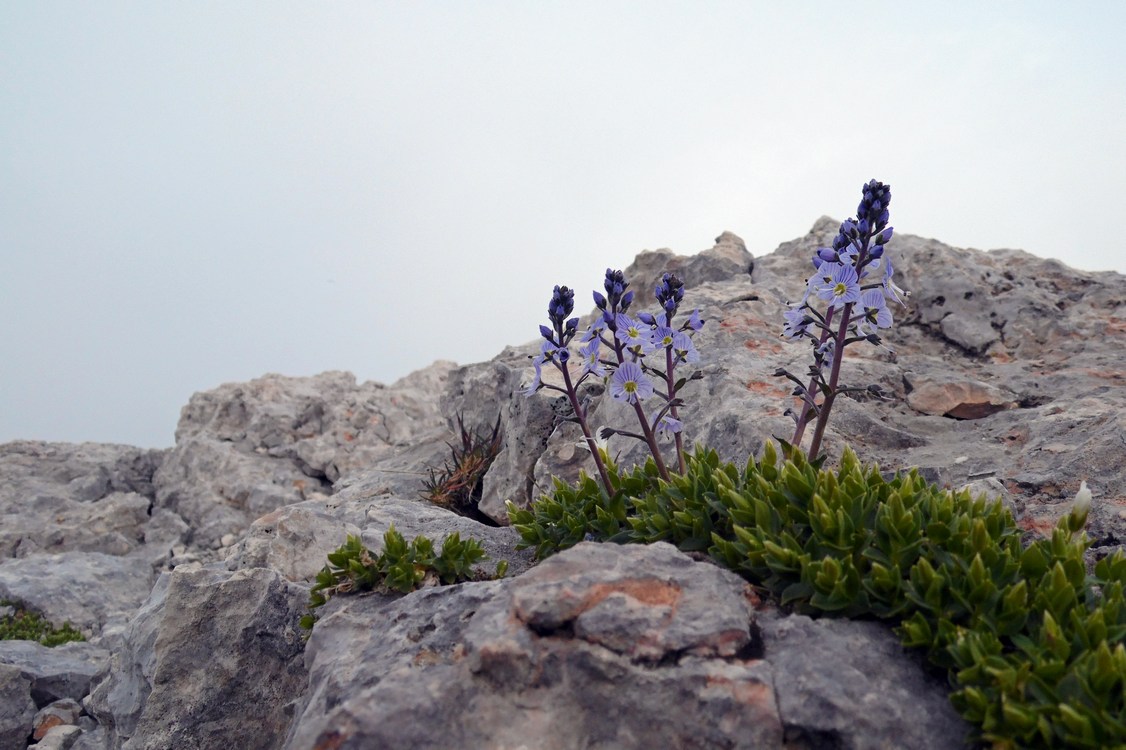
[0,220,1123,749]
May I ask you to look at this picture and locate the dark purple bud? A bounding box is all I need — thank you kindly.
[621,290,634,310]
[548,285,575,328]
[539,324,553,341]
[602,309,616,328]
[868,244,884,260]
[557,348,570,363]
[593,290,607,309]
[875,227,893,245]
[604,268,629,295]
[637,312,656,325]
[857,218,870,236]
[816,248,839,263]
[565,317,579,335]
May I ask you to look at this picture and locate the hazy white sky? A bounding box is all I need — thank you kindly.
[2,2,1124,448]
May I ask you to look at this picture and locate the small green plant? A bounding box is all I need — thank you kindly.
[421,413,503,526]
[300,526,503,630]
[0,600,85,646]
[508,443,1126,749]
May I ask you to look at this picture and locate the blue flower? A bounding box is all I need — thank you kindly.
[579,339,605,377]
[858,289,893,333]
[816,338,836,371]
[610,361,653,404]
[615,313,655,353]
[685,309,704,332]
[523,357,544,396]
[651,325,676,350]
[816,263,861,310]
[782,307,812,340]
[882,260,910,307]
[580,317,606,343]
[654,413,683,437]
[672,331,699,364]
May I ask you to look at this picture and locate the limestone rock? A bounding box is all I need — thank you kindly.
[32,724,82,750]
[0,641,109,705]
[287,542,963,749]
[32,698,82,741]
[0,663,36,750]
[87,567,307,750]
[151,364,457,548]
[0,442,165,560]
[0,553,153,641]
[905,375,1017,419]
[758,610,970,748]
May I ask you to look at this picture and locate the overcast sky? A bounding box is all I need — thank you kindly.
[2,2,1124,449]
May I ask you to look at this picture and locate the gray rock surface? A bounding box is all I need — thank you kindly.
[2,218,1123,749]
[31,725,81,750]
[0,443,166,561]
[471,221,1125,549]
[0,554,153,642]
[0,663,36,750]
[150,366,456,549]
[31,698,82,742]
[758,610,967,748]
[288,542,966,750]
[87,567,306,750]
[0,641,109,705]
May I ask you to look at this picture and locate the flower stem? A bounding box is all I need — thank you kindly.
[806,300,855,460]
[560,364,614,494]
[665,346,686,473]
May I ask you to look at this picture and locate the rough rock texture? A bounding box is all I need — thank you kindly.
[0,663,36,750]
[0,443,166,561]
[463,222,1125,549]
[86,567,307,750]
[152,366,457,548]
[0,554,153,641]
[0,641,109,705]
[288,542,967,750]
[1,219,1123,749]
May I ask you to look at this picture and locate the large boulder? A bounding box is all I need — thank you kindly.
[151,364,457,548]
[0,553,154,642]
[86,567,307,750]
[287,542,967,749]
[0,442,167,561]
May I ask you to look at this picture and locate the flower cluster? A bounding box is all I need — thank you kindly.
[777,179,909,459]
[525,269,705,488]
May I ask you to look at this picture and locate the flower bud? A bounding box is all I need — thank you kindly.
[1069,480,1092,532]
[593,291,607,309]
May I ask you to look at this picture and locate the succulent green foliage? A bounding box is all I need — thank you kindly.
[506,453,662,559]
[300,526,493,630]
[421,413,503,525]
[509,442,1126,749]
[0,600,85,646]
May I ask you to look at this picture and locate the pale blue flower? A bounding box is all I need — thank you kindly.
[579,339,605,377]
[817,263,861,310]
[610,361,653,404]
[615,313,655,353]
